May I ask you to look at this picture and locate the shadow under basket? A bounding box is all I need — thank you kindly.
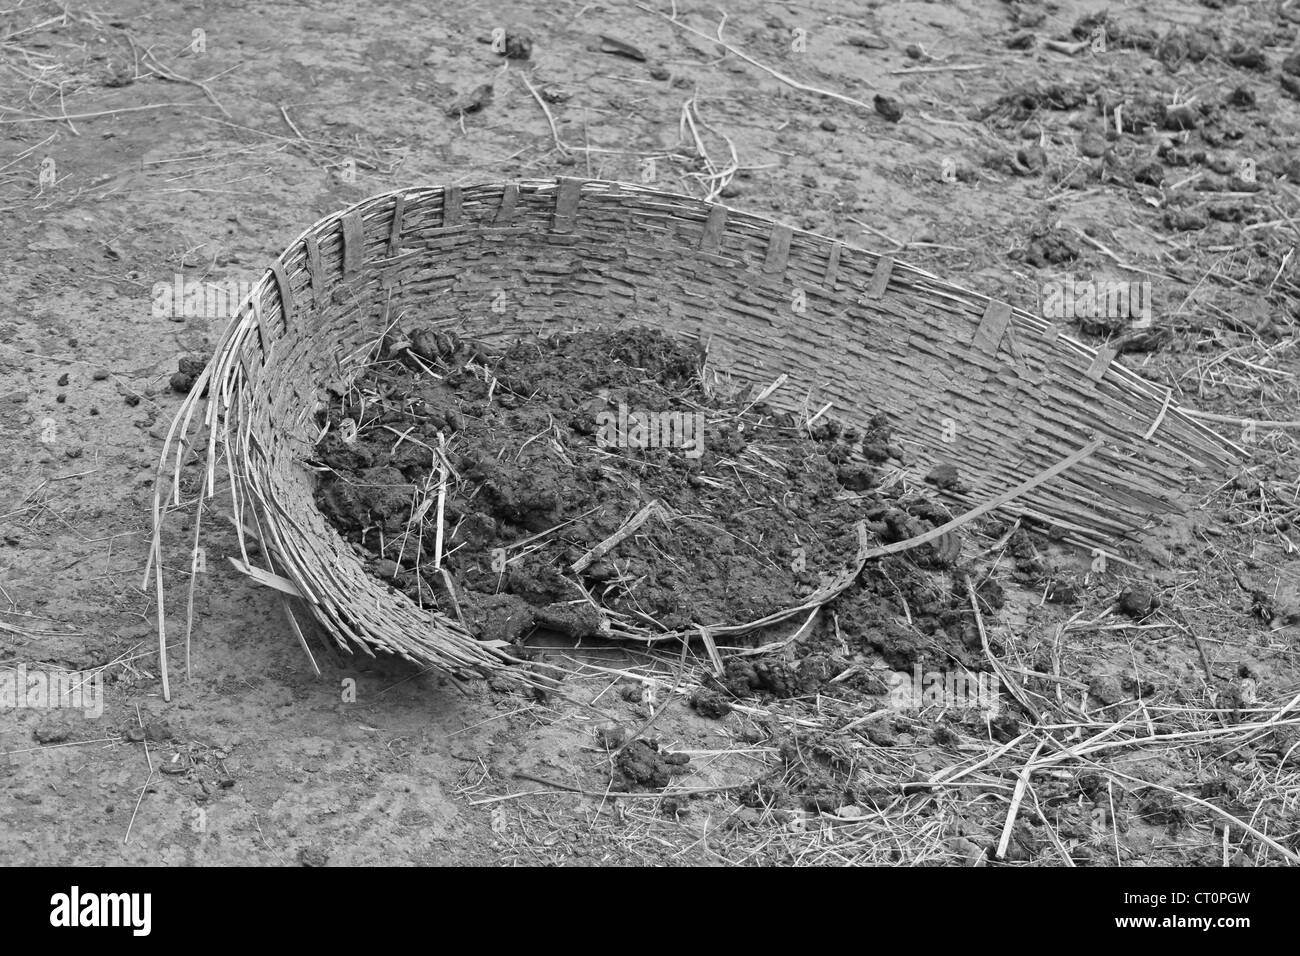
[151,178,1239,692]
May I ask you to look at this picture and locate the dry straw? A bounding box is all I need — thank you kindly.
[148,178,1238,699]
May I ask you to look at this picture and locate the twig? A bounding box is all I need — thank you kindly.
[518,71,569,155]
[639,4,876,112]
[0,103,214,125]
[862,439,1104,562]
[0,736,116,757]
[124,704,154,845]
[995,739,1046,860]
[280,598,322,677]
[890,63,990,74]
[1181,409,1300,429]
[433,437,448,570]
[570,500,664,573]
[141,47,231,117]
[513,770,749,798]
[968,575,1042,722]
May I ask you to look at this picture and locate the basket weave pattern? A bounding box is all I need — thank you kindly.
[155,178,1237,679]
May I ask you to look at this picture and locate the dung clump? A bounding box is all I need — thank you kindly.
[613,740,690,791]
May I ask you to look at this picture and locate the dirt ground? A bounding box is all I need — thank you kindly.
[2,0,1299,866]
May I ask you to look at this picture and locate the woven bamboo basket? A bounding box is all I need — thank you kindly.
[150,177,1239,696]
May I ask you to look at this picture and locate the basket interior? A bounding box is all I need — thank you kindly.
[249,181,1234,543]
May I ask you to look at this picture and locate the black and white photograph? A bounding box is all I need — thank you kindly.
[0,0,1295,906]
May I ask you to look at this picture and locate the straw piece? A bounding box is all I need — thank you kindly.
[1143,387,1174,441]
[280,597,321,677]
[227,557,306,598]
[995,739,1046,860]
[861,440,1104,563]
[570,501,663,574]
